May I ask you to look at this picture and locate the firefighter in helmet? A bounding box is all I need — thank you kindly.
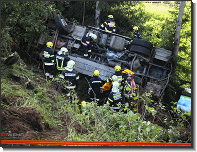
[133,26,141,39]
[106,81,122,112]
[81,33,97,57]
[43,42,55,80]
[55,60,79,97]
[124,72,136,110]
[55,47,70,75]
[88,70,103,104]
[100,15,116,33]
[107,65,125,91]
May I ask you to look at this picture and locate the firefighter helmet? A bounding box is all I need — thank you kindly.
[46,42,53,48]
[67,60,75,69]
[112,75,118,82]
[89,33,97,40]
[114,65,121,72]
[133,26,138,31]
[60,47,68,55]
[57,50,63,55]
[93,70,99,76]
[108,15,114,19]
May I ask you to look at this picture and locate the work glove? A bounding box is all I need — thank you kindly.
[88,50,91,52]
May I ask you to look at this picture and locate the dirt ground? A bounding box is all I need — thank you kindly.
[1,95,88,146]
[1,71,90,146]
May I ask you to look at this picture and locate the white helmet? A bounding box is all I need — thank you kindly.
[112,75,118,82]
[57,50,63,55]
[89,33,97,40]
[60,47,68,55]
[112,81,119,92]
[67,60,75,69]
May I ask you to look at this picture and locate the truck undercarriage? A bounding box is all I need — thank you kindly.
[38,15,173,97]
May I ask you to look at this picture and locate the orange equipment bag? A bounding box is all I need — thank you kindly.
[102,82,112,91]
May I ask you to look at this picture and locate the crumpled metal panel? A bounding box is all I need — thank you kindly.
[109,36,125,51]
[71,26,86,41]
[68,55,115,81]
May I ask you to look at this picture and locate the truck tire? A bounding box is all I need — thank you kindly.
[131,38,153,50]
[54,15,67,31]
[130,45,151,57]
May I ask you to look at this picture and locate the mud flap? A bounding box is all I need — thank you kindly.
[68,55,115,81]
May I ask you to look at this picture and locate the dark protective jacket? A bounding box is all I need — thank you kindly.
[43,47,54,65]
[134,31,141,39]
[108,71,124,83]
[89,76,103,93]
[81,33,94,47]
[59,68,79,88]
[55,54,70,71]
[107,91,122,106]
[100,18,116,33]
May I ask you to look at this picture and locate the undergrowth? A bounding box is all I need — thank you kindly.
[1,54,191,143]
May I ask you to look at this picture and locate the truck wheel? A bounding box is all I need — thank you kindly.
[130,45,151,57]
[54,15,67,31]
[131,38,153,50]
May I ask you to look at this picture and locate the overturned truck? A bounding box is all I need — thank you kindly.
[38,15,173,97]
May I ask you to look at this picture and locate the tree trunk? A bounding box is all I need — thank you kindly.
[95,1,101,28]
[82,1,85,26]
[174,1,185,56]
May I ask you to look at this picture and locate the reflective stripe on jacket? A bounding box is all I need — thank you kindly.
[107,91,122,105]
[55,54,70,71]
[90,76,103,93]
[124,79,136,98]
[101,18,116,33]
[43,47,54,64]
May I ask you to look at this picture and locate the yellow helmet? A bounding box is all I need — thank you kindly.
[93,70,99,76]
[108,15,113,19]
[114,65,121,72]
[81,101,86,108]
[46,42,53,48]
[133,26,138,31]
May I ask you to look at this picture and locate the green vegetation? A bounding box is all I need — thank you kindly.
[1,58,191,143]
[1,1,191,144]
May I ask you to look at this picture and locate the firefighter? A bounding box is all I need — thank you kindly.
[107,65,123,83]
[124,72,136,110]
[43,42,55,80]
[56,60,79,98]
[81,32,97,57]
[55,47,70,75]
[61,60,79,95]
[106,81,122,112]
[100,15,116,33]
[88,70,103,103]
[107,65,125,90]
[133,26,141,39]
